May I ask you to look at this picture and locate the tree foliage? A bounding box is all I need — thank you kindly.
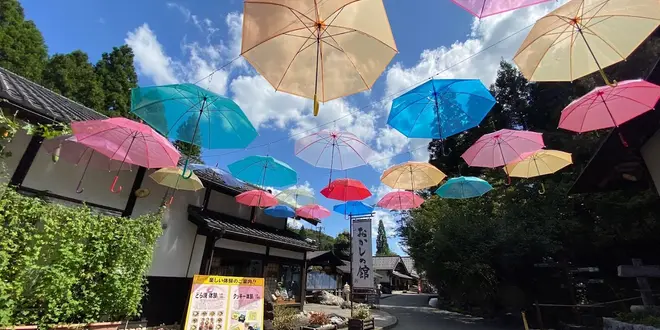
[376,219,394,256]
[0,0,48,82]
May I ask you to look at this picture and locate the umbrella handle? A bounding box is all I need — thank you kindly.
[538,182,546,195]
[181,159,194,179]
[110,176,123,194]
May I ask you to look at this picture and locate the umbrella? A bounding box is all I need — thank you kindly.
[321,178,371,201]
[435,176,493,199]
[42,135,133,193]
[387,79,495,153]
[71,117,180,193]
[513,0,660,86]
[275,188,316,209]
[131,83,258,176]
[295,130,374,183]
[558,79,660,146]
[296,204,331,220]
[461,129,545,168]
[235,190,278,208]
[333,201,374,216]
[380,161,446,191]
[451,0,553,19]
[377,191,424,210]
[504,150,572,193]
[228,155,297,188]
[187,163,244,188]
[241,0,398,116]
[264,205,296,218]
[149,167,205,205]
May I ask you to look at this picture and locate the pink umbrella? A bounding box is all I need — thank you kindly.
[377,191,424,210]
[235,190,278,208]
[296,204,331,219]
[295,130,374,183]
[71,117,180,193]
[451,0,552,19]
[42,135,133,193]
[558,79,660,147]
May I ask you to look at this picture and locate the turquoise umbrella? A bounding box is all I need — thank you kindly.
[435,176,492,199]
[228,155,297,188]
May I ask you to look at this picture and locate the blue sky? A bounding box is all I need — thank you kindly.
[21,0,564,255]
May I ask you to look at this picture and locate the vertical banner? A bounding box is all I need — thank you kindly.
[184,275,264,330]
[351,217,373,289]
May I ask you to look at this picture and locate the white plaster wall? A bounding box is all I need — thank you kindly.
[641,129,660,195]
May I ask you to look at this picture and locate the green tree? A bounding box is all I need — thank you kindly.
[42,51,105,111]
[376,219,394,256]
[0,0,48,82]
[94,45,138,117]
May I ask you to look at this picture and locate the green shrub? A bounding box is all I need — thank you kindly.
[0,187,163,327]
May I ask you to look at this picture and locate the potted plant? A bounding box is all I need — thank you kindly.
[348,304,374,330]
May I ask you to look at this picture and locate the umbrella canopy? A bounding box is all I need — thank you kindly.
[461,129,545,168]
[504,150,573,178]
[513,0,660,85]
[264,205,296,218]
[333,201,374,216]
[435,176,493,199]
[187,163,244,188]
[380,161,446,190]
[149,167,205,191]
[235,190,278,208]
[296,204,331,220]
[241,0,398,116]
[388,79,495,140]
[321,178,372,201]
[42,135,133,171]
[451,0,553,19]
[275,188,316,209]
[377,191,424,210]
[295,130,374,172]
[558,79,660,133]
[228,155,297,188]
[130,83,258,149]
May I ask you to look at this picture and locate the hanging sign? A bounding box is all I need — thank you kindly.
[351,218,374,289]
[184,275,264,330]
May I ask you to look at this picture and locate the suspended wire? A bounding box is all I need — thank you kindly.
[202,21,536,161]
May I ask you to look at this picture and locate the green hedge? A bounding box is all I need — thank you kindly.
[0,187,163,327]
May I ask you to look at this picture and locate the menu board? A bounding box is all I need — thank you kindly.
[184,275,265,330]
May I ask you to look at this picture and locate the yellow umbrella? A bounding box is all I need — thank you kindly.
[150,167,205,205]
[241,0,398,116]
[504,150,572,193]
[513,0,660,86]
[380,161,446,190]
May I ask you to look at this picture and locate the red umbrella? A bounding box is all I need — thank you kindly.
[296,204,331,219]
[321,178,371,201]
[377,191,424,210]
[235,190,278,208]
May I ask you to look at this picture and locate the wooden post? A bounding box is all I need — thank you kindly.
[618,258,659,310]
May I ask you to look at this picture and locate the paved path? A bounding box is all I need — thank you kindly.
[380,294,512,330]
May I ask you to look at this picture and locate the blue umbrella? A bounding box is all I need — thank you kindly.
[435,176,493,199]
[187,163,243,188]
[264,205,296,218]
[333,201,374,216]
[387,79,495,140]
[228,155,297,188]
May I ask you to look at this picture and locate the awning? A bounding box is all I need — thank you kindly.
[391,270,413,280]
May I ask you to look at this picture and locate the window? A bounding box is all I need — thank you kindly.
[264,262,302,305]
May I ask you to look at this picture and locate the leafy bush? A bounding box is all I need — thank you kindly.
[308,312,330,326]
[351,304,371,320]
[273,306,306,330]
[0,188,163,327]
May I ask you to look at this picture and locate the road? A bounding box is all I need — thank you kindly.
[380,294,513,330]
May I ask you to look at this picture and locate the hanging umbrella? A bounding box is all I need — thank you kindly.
[333,201,374,216]
[504,150,572,194]
[228,155,297,188]
[380,161,446,191]
[187,163,244,188]
[236,190,278,208]
[264,205,296,218]
[296,204,331,220]
[295,130,374,183]
[71,117,180,193]
[42,135,133,193]
[558,79,660,146]
[241,0,398,116]
[131,83,258,176]
[513,0,660,86]
[388,79,495,154]
[275,187,316,209]
[376,191,424,210]
[451,0,553,19]
[149,167,205,205]
[435,176,493,199]
[321,178,371,201]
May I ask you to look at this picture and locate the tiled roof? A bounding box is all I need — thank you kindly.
[373,256,403,271]
[188,206,315,251]
[401,257,419,277]
[0,66,106,123]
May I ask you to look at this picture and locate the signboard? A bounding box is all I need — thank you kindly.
[184,275,264,330]
[351,218,373,289]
